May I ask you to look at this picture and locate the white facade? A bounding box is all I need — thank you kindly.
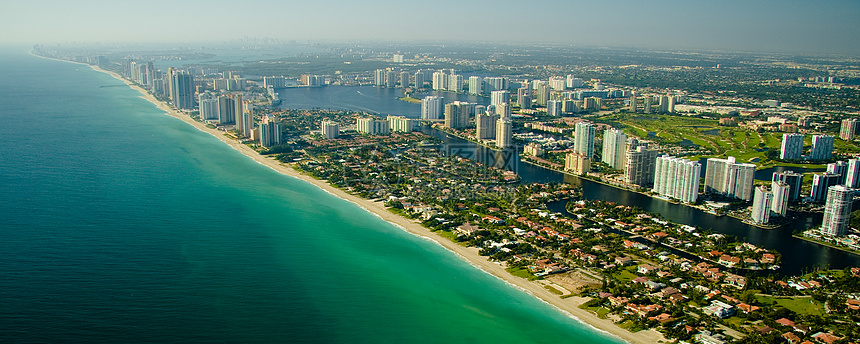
[602,128,627,169]
[653,155,701,203]
[420,96,443,120]
[809,135,834,161]
[320,120,339,139]
[574,122,596,159]
[771,181,790,216]
[780,133,804,160]
[751,186,773,224]
[704,157,756,201]
[495,118,512,148]
[356,117,390,135]
[821,185,854,237]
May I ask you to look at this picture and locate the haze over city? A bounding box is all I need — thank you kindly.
[3,0,860,55]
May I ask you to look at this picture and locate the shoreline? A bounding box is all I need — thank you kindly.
[81,61,663,344]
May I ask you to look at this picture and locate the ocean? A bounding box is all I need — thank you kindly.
[0,48,625,343]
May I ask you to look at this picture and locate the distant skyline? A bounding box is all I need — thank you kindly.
[2,0,860,55]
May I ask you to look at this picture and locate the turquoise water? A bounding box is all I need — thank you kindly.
[0,48,625,343]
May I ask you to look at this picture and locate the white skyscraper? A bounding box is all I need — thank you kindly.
[549,76,566,91]
[574,122,596,159]
[374,69,386,87]
[356,117,390,135]
[421,96,443,120]
[653,155,701,203]
[387,115,414,133]
[821,185,854,237]
[413,71,425,88]
[840,118,859,140]
[809,134,834,161]
[546,100,562,116]
[476,113,499,140]
[320,120,339,139]
[259,115,281,148]
[828,161,849,185]
[491,90,511,106]
[811,173,842,203]
[447,74,463,92]
[432,71,447,90]
[495,118,512,148]
[602,128,628,169]
[625,145,658,186]
[704,156,756,201]
[771,181,790,216]
[780,133,804,160]
[468,76,483,95]
[751,186,773,224]
[846,159,860,188]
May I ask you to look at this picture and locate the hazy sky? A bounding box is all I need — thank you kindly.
[2,0,859,55]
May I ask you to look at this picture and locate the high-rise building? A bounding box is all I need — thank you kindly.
[491,90,511,106]
[495,103,512,119]
[320,120,339,139]
[704,157,756,201]
[846,159,860,188]
[413,71,425,88]
[198,94,220,120]
[549,77,566,91]
[809,135,834,161]
[564,153,591,175]
[447,74,463,92]
[625,145,658,186]
[652,155,701,203]
[374,69,386,87]
[217,95,236,124]
[772,170,803,202]
[574,122,596,159]
[821,185,854,236]
[263,76,286,89]
[565,75,583,88]
[170,72,194,110]
[484,77,507,93]
[546,100,562,116]
[751,186,773,224]
[771,181,790,216]
[811,173,842,203]
[476,113,499,140]
[399,71,410,88]
[420,96,443,120]
[828,161,849,185]
[658,95,670,113]
[602,128,628,170]
[840,118,859,140]
[432,71,447,91]
[517,87,531,109]
[644,96,653,113]
[387,115,414,133]
[629,94,638,112]
[444,102,471,129]
[386,70,397,88]
[259,115,281,148]
[535,84,551,106]
[780,133,804,160]
[468,76,483,95]
[239,101,253,138]
[495,118,512,148]
[356,117,390,135]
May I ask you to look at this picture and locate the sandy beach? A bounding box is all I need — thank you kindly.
[89,64,665,344]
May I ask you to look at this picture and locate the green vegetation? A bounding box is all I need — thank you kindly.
[506,266,539,281]
[755,296,826,316]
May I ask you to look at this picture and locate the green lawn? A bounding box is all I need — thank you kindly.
[615,268,639,283]
[755,296,825,316]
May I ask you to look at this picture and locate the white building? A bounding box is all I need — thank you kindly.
[809,135,834,161]
[495,118,512,148]
[771,181,790,217]
[780,133,804,160]
[387,115,414,133]
[821,185,854,237]
[491,90,511,106]
[259,115,281,148]
[468,76,482,95]
[704,157,756,201]
[846,159,860,188]
[320,120,339,139]
[420,96,443,120]
[476,113,499,140]
[574,122,595,159]
[653,155,701,203]
[546,100,562,116]
[751,186,773,224]
[602,128,627,170]
[625,145,658,186]
[356,117,390,135]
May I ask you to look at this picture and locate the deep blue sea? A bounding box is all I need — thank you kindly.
[0,48,625,343]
